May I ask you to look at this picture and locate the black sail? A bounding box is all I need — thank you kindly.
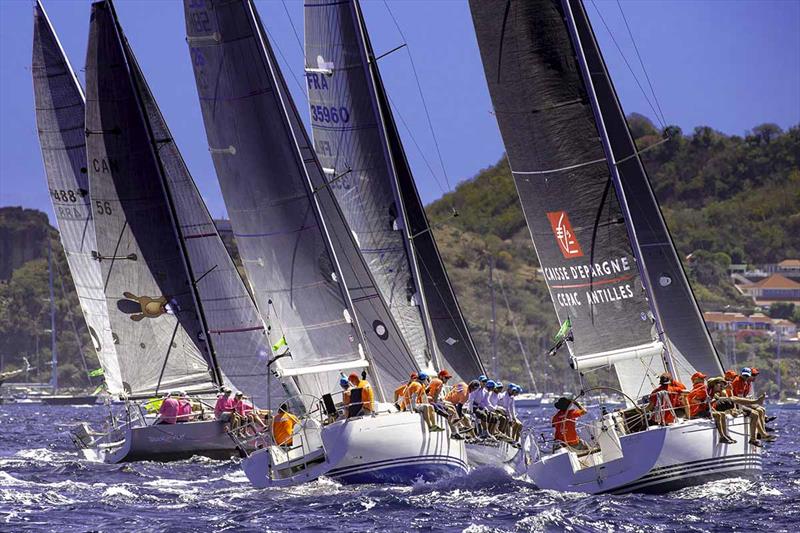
[119,16,287,407]
[565,0,723,380]
[86,1,216,395]
[32,1,123,393]
[305,0,485,381]
[469,0,663,398]
[184,0,418,401]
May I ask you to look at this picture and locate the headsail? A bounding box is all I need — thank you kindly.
[32,1,123,394]
[118,10,288,407]
[183,0,419,401]
[304,0,485,382]
[469,0,665,400]
[86,0,216,395]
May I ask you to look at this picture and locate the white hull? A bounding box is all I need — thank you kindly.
[465,440,519,467]
[525,416,761,494]
[73,419,241,463]
[242,411,467,487]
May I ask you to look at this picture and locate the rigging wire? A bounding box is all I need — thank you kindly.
[381,0,454,195]
[588,0,667,130]
[615,0,667,127]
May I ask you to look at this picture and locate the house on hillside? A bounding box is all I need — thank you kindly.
[735,273,800,305]
[703,312,798,341]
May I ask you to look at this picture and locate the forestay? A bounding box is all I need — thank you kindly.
[184,0,418,402]
[469,0,667,400]
[86,1,215,396]
[305,0,485,382]
[32,1,123,394]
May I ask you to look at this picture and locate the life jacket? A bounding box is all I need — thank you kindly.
[357,379,374,412]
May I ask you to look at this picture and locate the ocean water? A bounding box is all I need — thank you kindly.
[0,404,798,532]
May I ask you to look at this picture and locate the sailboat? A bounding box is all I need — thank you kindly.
[32,0,123,399]
[469,0,761,493]
[66,0,287,462]
[303,0,517,467]
[183,0,466,485]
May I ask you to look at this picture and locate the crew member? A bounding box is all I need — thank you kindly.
[686,372,710,418]
[404,372,444,432]
[347,372,374,415]
[728,367,775,446]
[272,402,300,447]
[708,377,737,444]
[394,373,417,411]
[177,391,193,423]
[157,391,179,424]
[552,396,588,451]
[504,384,523,445]
[214,387,234,421]
[647,373,686,425]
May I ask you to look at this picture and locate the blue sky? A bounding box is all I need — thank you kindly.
[1,0,798,223]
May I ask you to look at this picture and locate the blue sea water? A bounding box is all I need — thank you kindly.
[0,403,798,532]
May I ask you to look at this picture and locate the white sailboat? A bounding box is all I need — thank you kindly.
[183,0,466,485]
[303,0,519,469]
[39,0,287,462]
[470,0,761,493]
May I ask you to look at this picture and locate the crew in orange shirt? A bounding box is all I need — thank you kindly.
[394,372,417,411]
[648,373,687,425]
[404,373,443,432]
[686,371,710,418]
[272,402,300,447]
[347,372,374,415]
[551,396,588,451]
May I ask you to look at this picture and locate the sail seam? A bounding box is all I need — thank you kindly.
[512,156,606,175]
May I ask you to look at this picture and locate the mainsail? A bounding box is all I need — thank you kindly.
[565,0,723,382]
[86,0,216,395]
[32,1,123,394]
[184,0,419,401]
[304,0,485,382]
[469,0,681,399]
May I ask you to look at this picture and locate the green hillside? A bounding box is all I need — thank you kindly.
[1,117,798,395]
[427,118,800,395]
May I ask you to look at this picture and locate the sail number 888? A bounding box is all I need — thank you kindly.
[310,105,350,124]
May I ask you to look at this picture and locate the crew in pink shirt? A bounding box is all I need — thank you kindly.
[158,392,179,424]
[177,391,193,423]
[232,392,254,417]
[214,388,234,419]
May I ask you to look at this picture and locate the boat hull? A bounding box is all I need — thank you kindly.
[525,416,761,495]
[465,440,519,467]
[242,411,467,487]
[74,419,241,463]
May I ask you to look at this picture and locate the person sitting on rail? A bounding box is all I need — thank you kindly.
[504,384,523,446]
[646,373,687,425]
[272,402,300,448]
[552,396,589,452]
[232,391,264,433]
[445,379,476,439]
[490,381,510,439]
[428,369,460,431]
[214,387,235,422]
[404,372,444,432]
[345,372,374,417]
[467,378,492,439]
[394,372,417,411]
[723,369,738,397]
[485,380,507,438]
[707,377,737,444]
[728,367,775,447]
[176,391,194,423]
[686,372,711,419]
[156,391,179,424]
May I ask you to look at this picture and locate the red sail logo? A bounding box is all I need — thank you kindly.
[547,211,584,259]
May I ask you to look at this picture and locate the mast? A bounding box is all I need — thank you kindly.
[560,0,674,378]
[489,254,497,377]
[48,242,58,393]
[106,0,222,387]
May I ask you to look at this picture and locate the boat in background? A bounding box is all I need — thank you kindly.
[470,0,761,493]
[184,0,466,486]
[38,0,287,462]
